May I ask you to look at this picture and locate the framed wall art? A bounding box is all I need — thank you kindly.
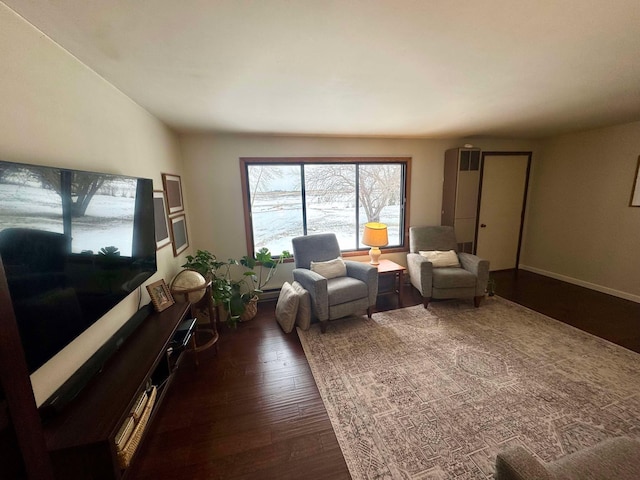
[153,190,171,250]
[162,173,184,214]
[170,213,189,257]
[146,279,175,312]
[630,156,640,207]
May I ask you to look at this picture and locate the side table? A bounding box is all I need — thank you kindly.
[370,258,406,306]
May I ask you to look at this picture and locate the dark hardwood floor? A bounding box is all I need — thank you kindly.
[490,269,640,354]
[128,269,640,479]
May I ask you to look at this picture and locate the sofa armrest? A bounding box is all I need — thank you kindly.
[344,260,379,307]
[458,252,490,297]
[495,446,552,480]
[550,437,640,480]
[406,253,432,296]
[292,268,328,321]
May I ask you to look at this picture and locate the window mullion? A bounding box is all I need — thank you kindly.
[301,164,307,236]
[355,164,360,247]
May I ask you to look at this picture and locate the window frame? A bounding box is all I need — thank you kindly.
[239,157,412,259]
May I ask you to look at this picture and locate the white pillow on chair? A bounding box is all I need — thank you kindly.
[310,257,347,279]
[419,250,461,268]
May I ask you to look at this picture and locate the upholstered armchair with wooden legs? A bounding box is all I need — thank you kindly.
[292,233,378,333]
[406,226,489,308]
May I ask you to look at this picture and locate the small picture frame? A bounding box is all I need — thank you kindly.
[146,279,175,312]
[153,190,171,250]
[170,213,189,257]
[630,156,640,207]
[162,173,184,214]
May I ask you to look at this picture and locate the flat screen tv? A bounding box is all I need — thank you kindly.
[0,160,157,381]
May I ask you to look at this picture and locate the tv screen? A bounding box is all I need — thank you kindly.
[0,160,157,373]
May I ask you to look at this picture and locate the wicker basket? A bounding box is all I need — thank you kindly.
[114,416,135,451]
[116,386,157,470]
[129,390,148,421]
[240,295,259,322]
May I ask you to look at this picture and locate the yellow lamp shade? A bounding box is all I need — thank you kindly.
[362,222,388,247]
[362,222,388,265]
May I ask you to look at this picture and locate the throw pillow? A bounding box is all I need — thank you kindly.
[419,250,461,268]
[310,257,347,279]
[292,281,311,330]
[275,282,299,333]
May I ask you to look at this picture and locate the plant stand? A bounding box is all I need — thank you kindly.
[172,283,219,361]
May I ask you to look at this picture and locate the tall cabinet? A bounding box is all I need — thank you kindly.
[441,147,481,253]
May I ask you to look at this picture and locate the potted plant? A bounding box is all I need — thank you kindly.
[181,250,240,327]
[182,248,291,325]
[235,247,292,321]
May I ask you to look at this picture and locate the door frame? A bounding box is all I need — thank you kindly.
[475,151,532,270]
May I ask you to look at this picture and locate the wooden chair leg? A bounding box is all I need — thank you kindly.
[423,297,431,308]
[367,307,373,319]
[474,295,483,307]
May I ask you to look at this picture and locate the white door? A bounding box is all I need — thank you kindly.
[476,154,530,271]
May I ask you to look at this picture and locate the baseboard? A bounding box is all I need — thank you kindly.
[258,289,281,301]
[518,264,640,304]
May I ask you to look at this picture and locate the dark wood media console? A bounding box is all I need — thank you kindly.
[43,301,191,479]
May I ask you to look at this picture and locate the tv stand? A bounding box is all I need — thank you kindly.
[43,301,192,479]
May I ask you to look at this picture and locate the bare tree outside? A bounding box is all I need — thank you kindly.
[305,163,401,223]
[305,164,357,248]
[248,165,285,210]
[248,165,304,252]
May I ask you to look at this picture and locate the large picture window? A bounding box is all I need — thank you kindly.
[240,157,411,257]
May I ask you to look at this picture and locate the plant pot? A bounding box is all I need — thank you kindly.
[240,295,259,322]
[216,303,228,323]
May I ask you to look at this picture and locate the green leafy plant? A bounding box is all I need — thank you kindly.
[182,248,292,327]
[222,248,292,323]
[182,250,239,327]
[239,247,292,298]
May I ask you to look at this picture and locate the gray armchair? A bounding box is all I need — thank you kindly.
[406,226,489,308]
[292,233,378,333]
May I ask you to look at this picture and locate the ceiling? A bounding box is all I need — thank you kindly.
[5,0,640,138]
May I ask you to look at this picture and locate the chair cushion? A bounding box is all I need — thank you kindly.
[292,281,311,330]
[432,267,476,289]
[310,257,347,279]
[327,276,368,306]
[275,282,299,333]
[419,250,461,268]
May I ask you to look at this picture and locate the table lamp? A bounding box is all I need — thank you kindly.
[362,222,388,265]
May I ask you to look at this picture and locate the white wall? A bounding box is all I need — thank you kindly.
[179,133,538,287]
[521,121,640,302]
[0,5,190,405]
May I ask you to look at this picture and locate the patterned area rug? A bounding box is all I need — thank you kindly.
[297,296,640,479]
